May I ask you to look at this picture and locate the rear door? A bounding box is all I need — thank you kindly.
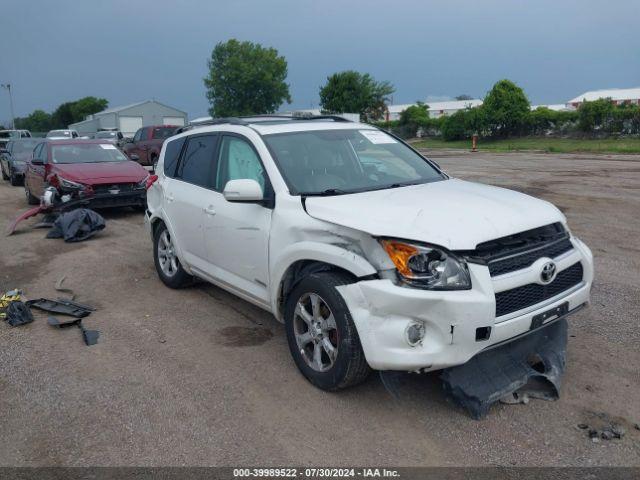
[163,133,219,272]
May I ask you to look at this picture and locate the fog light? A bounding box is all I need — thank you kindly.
[405,322,425,347]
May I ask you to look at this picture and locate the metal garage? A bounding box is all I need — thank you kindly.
[69,100,188,137]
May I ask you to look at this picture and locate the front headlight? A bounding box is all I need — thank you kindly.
[57,175,85,190]
[380,239,471,290]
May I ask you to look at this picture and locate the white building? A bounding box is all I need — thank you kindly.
[385,99,483,121]
[531,104,569,112]
[69,100,187,137]
[566,87,640,109]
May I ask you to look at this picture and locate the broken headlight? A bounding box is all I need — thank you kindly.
[380,239,471,290]
[56,175,85,190]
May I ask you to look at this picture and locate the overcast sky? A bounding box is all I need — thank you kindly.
[1,0,639,122]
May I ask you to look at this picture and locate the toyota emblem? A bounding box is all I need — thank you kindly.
[540,261,557,284]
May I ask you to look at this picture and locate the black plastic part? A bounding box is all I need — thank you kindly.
[26,298,93,318]
[475,326,492,341]
[441,318,568,419]
[4,301,34,327]
[47,315,81,327]
[47,315,99,346]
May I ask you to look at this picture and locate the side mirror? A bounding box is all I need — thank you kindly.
[223,179,264,203]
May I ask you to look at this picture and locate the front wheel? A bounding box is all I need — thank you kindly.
[284,272,371,391]
[153,223,192,288]
[10,171,22,186]
[25,184,39,205]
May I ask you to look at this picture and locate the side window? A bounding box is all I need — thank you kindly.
[163,137,186,178]
[176,134,218,188]
[216,136,265,192]
[133,129,143,143]
[6,141,13,153]
[33,143,44,162]
[72,131,78,138]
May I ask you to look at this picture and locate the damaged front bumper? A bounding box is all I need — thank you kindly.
[336,238,593,372]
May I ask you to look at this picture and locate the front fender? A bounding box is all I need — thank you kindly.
[270,241,377,320]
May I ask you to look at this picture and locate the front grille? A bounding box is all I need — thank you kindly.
[488,238,574,276]
[495,262,584,317]
[92,183,138,194]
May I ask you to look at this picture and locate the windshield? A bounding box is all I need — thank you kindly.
[51,143,128,164]
[11,139,39,153]
[0,131,19,139]
[152,127,176,140]
[263,129,444,195]
[47,130,71,138]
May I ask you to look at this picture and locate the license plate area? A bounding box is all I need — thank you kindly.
[530,302,569,330]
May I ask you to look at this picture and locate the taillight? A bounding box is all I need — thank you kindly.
[145,174,158,190]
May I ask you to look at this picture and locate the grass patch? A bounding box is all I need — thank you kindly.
[412,137,640,154]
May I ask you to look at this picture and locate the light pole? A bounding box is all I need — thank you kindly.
[1,83,15,129]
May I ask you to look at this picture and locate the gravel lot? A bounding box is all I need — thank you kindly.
[0,151,638,467]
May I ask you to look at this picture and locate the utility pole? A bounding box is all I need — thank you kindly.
[1,83,15,129]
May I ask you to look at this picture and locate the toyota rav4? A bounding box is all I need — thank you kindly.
[145,116,593,391]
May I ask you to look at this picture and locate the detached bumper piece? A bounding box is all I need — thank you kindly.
[26,298,95,318]
[440,318,568,419]
[47,315,99,346]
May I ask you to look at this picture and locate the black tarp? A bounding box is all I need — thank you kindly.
[46,209,105,242]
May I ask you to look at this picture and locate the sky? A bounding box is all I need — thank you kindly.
[1,0,639,123]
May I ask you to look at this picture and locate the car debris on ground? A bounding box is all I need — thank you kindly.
[6,186,106,241]
[440,319,568,419]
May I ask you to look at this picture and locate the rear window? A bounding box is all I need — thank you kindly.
[152,127,177,140]
[163,137,186,178]
[47,130,72,138]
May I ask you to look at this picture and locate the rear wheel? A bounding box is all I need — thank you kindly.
[153,222,192,288]
[25,184,39,205]
[284,272,371,390]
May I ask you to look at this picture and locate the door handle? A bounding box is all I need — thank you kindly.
[203,206,216,215]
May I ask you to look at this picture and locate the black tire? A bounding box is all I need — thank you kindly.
[10,171,22,186]
[284,271,371,391]
[25,184,39,205]
[153,222,193,288]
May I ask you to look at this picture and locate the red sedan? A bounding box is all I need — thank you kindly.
[24,139,149,209]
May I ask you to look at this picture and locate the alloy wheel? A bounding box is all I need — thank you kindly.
[157,230,178,277]
[293,293,339,372]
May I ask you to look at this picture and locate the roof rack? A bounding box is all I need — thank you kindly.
[179,114,353,133]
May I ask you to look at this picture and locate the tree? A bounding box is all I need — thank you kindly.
[51,96,108,128]
[398,102,430,137]
[482,79,530,137]
[204,39,291,117]
[441,107,486,141]
[577,98,614,133]
[15,110,52,132]
[455,94,474,101]
[70,96,108,123]
[319,71,394,122]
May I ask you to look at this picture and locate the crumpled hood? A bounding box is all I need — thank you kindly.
[53,161,148,185]
[304,179,565,250]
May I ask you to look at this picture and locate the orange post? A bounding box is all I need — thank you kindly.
[471,134,478,152]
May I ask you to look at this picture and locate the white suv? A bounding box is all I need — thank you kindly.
[145,116,593,391]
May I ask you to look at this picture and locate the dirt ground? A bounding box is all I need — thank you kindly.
[0,151,639,467]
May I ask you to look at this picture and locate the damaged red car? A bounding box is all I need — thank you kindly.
[24,139,149,209]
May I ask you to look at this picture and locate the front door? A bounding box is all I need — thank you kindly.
[203,134,272,305]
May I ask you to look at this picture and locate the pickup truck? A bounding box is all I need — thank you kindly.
[123,125,178,170]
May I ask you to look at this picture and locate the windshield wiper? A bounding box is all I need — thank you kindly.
[300,188,350,197]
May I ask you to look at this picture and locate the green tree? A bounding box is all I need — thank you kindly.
[398,102,430,137]
[577,98,614,133]
[70,96,108,123]
[204,39,291,117]
[455,94,474,101]
[51,97,108,128]
[15,110,52,132]
[319,71,394,122]
[482,79,530,137]
[441,107,486,141]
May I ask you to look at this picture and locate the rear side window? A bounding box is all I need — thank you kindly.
[163,137,186,178]
[176,134,218,188]
[152,127,177,140]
